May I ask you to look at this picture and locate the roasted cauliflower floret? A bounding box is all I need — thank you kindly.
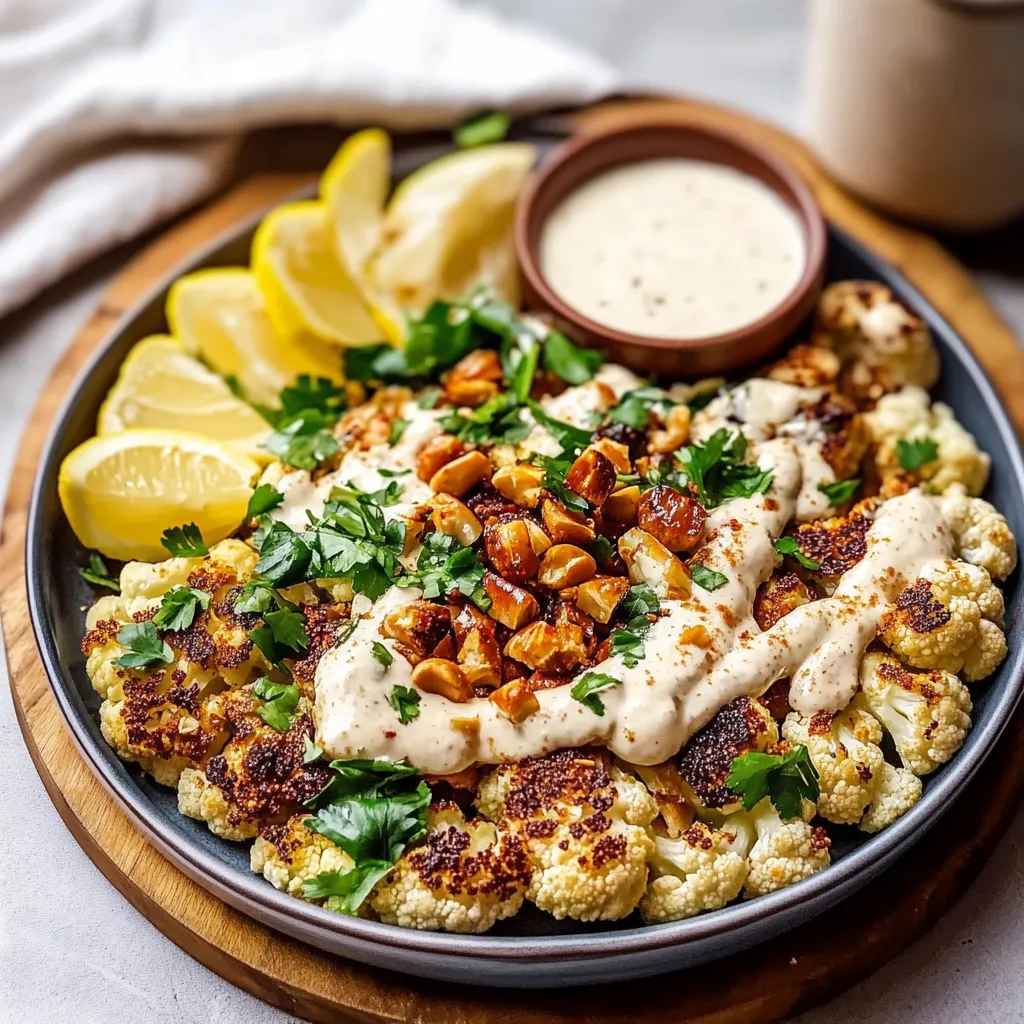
[369,802,529,933]
[866,386,990,496]
[676,697,779,814]
[878,561,1007,681]
[858,760,922,834]
[792,499,876,586]
[725,799,831,898]
[251,814,354,897]
[938,486,1018,581]
[814,281,939,394]
[857,651,972,775]
[477,751,657,922]
[639,822,748,923]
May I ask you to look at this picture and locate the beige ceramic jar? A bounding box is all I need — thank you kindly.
[806,0,1024,229]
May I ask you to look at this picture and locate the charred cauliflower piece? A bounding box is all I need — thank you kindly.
[251,814,354,897]
[857,651,972,775]
[867,386,990,496]
[639,822,748,924]
[177,686,332,840]
[878,560,1007,681]
[677,697,779,814]
[814,281,939,396]
[477,751,657,922]
[938,486,1018,581]
[369,802,529,933]
[800,393,870,482]
[792,499,877,587]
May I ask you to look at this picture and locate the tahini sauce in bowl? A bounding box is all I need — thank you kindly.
[539,158,806,340]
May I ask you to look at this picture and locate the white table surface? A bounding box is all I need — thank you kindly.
[3,2,1024,1022]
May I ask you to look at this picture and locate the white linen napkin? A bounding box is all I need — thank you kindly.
[0,0,619,319]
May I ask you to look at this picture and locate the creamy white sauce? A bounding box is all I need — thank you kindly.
[538,159,806,340]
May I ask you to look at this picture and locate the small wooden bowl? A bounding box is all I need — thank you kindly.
[515,122,828,378]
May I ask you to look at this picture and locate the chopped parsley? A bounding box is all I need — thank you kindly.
[525,400,593,453]
[388,685,421,725]
[454,111,510,149]
[608,386,675,431]
[79,553,120,593]
[260,376,346,470]
[690,565,728,592]
[609,585,660,668]
[438,392,531,445]
[726,746,819,821]
[677,429,774,508]
[371,641,394,670]
[303,735,324,764]
[114,621,173,670]
[246,483,284,520]
[160,522,208,558]
[817,478,861,505]
[527,450,588,514]
[541,330,602,386]
[302,758,430,914]
[589,535,616,563]
[278,375,346,419]
[773,536,820,570]
[896,437,939,472]
[417,388,442,410]
[570,671,622,716]
[152,586,210,632]
[387,418,409,446]
[397,532,490,610]
[251,677,301,733]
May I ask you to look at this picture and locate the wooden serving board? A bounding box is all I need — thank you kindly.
[5,96,1024,1024]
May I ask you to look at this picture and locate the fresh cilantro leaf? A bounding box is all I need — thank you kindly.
[114,621,173,670]
[609,627,645,668]
[610,585,660,668]
[388,684,421,725]
[590,536,616,563]
[387,418,409,446]
[454,111,510,149]
[233,579,284,615]
[677,429,774,507]
[726,746,819,821]
[160,522,208,557]
[310,758,421,806]
[526,400,593,453]
[438,392,531,445]
[303,862,393,914]
[896,437,939,472]
[542,331,602,385]
[608,387,674,431]
[252,676,301,732]
[254,520,313,587]
[528,451,588,514]
[417,388,442,410]
[818,478,861,505]
[264,408,341,470]
[621,583,660,621]
[152,586,210,632]
[397,532,489,610]
[264,608,309,652]
[570,671,622,716]
[278,375,345,419]
[79,553,120,593]
[246,483,284,520]
[378,468,411,478]
[371,641,394,670]
[690,565,728,592]
[773,536,820,570]
[303,735,324,764]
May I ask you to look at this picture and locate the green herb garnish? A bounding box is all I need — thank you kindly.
[114,621,173,670]
[817,478,861,505]
[608,387,675,431]
[160,522,208,558]
[387,418,409,446]
[773,536,820,570]
[388,685,421,725]
[896,437,939,472]
[246,484,285,520]
[454,111,510,149]
[570,672,622,716]
[726,746,819,821]
[303,735,324,764]
[690,565,728,592]
[152,586,210,632]
[542,331,602,385]
[609,584,659,667]
[371,641,394,670]
[677,429,774,507]
[251,676,301,732]
[397,532,490,610]
[79,553,120,593]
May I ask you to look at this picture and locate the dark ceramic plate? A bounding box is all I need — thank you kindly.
[26,141,1024,988]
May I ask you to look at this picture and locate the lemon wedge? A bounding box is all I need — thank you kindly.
[366,142,535,315]
[97,335,271,460]
[166,268,342,406]
[252,200,382,348]
[59,429,259,562]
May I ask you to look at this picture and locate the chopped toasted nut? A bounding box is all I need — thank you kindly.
[483,519,540,581]
[637,485,707,552]
[618,526,691,599]
[541,499,595,544]
[505,620,587,673]
[593,381,618,408]
[648,404,691,454]
[523,519,553,556]
[482,572,540,630]
[576,576,630,623]
[444,349,503,408]
[603,484,641,524]
[381,601,453,662]
[411,658,473,702]
[417,434,467,483]
[489,680,540,724]
[565,447,617,506]
[450,715,481,737]
[428,493,483,546]
[680,624,712,648]
[429,450,492,497]
[537,544,597,589]
[492,463,546,507]
[452,604,503,688]
[591,437,632,474]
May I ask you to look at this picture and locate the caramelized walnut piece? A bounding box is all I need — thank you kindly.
[444,349,503,407]
[576,576,630,624]
[430,450,492,497]
[591,437,632,474]
[541,499,595,545]
[482,572,540,630]
[483,519,540,582]
[602,485,641,525]
[637,486,707,553]
[618,527,691,599]
[565,447,617,506]
[411,658,474,702]
[416,434,466,483]
[537,544,597,589]
[489,680,540,724]
[428,494,483,547]
[492,464,545,508]
[505,620,588,674]
[451,603,502,689]
[381,602,453,664]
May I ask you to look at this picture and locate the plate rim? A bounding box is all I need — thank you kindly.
[24,207,1024,968]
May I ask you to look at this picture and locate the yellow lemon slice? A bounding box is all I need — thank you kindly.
[58,429,259,562]
[97,335,271,460]
[166,268,342,407]
[366,142,536,315]
[252,200,382,348]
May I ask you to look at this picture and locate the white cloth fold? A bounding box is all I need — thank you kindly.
[0,0,619,319]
